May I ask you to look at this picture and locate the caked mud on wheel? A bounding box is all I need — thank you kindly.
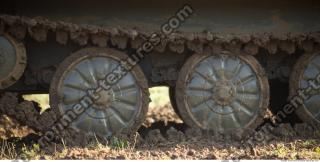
[0,34,26,89]
[169,86,183,119]
[50,47,149,138]
[174,52,269,136]
[290,53,320,128]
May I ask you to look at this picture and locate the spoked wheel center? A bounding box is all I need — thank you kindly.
[93,89,114,109]
[50,48,149,138]
[176,53,269,133]
[212,81,236,106]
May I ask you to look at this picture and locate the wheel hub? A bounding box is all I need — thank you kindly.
[176,53,268,132]
[212,81,235,106]
[93,89,114,109]
[51,48,149,138]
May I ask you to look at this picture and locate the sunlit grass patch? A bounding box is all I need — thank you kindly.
[149,86,170,108]
[23,94,49,112]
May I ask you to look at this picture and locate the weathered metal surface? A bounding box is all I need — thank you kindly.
[0,12,319,58]
[175,52,269,136]
[49,48,150,137]
[289,53,320,128]
[0,34,26,89]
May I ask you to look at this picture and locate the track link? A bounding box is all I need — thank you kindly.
[0,14,320,56]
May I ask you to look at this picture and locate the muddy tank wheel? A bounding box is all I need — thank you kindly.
[175,52,269,134]
[50,47,149,138]
[0,34,27,89]
[290,53,320,128]
[169,86,182,119]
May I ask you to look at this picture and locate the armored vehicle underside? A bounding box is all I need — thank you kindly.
[0,0,320,143]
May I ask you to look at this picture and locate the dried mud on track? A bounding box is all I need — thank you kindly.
[1,102,320,159]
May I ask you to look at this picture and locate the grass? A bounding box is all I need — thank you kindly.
[0,140,17,159]
[20,143,41,160]
[110,137,129,149]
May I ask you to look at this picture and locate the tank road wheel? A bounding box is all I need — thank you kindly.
[50,48,149,138]
[169,86,182,118]
[175,53,269,134]
[0,34,26,89]
[290,53,320,128]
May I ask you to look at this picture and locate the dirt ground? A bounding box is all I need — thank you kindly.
[0,103,320,160]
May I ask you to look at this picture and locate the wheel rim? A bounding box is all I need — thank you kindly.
[176,53,268,133]
[51,48,148,138]
[292,53,320,123]
[169,86,182,118]
[0,34,26,89]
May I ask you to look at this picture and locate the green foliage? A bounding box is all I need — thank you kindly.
[110,137,129,149]
[275,143,288,158]
[300,140,317,148]
[20,143,40,160]
[315,147,320,155]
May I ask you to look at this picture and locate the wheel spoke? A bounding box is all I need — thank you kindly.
[195,70,215,84]
[311,62,320,72]
[63,97,81,105]
[239,93,260,100]
[203,60,218,81]
[74,113,93,132]
[109,106,127,126]
[115,97,137,107]
[205,111,215,128]
[191,103,208,113]
[231,61,242,81]
[113,84,136,93]
[102,109,113,133]
[189,95,211,108]
[235,74,255,86]
[237,88,259,95]
[111,101,135,111]
[218,113,223,132]
[74,68,93,86]
[230,109,241,128]
[64,83,87,92]
[303,75,314,81]
[188,86,211,92]
[87,59,98,85]
[233,99,253,116]
[219,56,226,80]
[315,111,320,120]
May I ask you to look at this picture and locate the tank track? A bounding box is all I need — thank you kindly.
[0,92,105,146]
[1,14,320,146]
[1,91,320,148]
[0,92,56,133]
[1,14,320,56]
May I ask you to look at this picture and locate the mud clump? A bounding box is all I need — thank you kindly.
[1,92,320,159]
[0,114,33,139]
[144,104,182,127]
